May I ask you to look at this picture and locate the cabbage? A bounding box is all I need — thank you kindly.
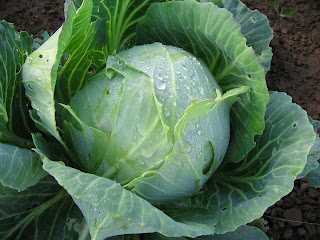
[0,0,318,239]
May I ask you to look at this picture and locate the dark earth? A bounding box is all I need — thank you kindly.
[0,0,319,239]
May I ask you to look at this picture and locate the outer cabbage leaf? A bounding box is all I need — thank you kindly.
[109,225,268,239]
[0,21,46,191]
[210,0,273,72]
[136,0,269,163]
[42,159,216,240]
[188,92,315,234]
[307,165,320,188]
[0,176,82,240]
[22,2,77,144]
[70,0,163,55]
[195,225,268,240]
[0,143,46,191]
[298,132,320,179]
[55,0,108,104]
[0,21,34,147]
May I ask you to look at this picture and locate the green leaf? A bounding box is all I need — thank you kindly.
[190,92,315,234]
[211,0,273,72]
[55,0,108,104]
[136,0,269,163]
[0,143,46,191]
[22,2,77,144]
[64,57,172,185]
[117,42,222,142]
[196,225,268,240]
[126,225,268,240]
[298,133,320,179]
[304,118,320,186]
[42,159,216,239]
[298,118,320,179]
[70,0,160,55]
[0,176,82,240]
[126,87,248,204]
[0,20,34,148]
[307,164,320,188]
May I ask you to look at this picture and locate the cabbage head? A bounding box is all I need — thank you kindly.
[63,43,246,204]
[0,0,319,239]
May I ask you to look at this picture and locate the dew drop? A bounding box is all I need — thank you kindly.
[26,57,33,64]
[164,107,170,117]
[141,148,154,159]
[197,130,202,136]
[185,84,190,90]
[156,72,163,80]
[187,93,193,99]
[183,141,192,152]
[139,160,145,166]
[156,81,166,90]
[181,64,187,71]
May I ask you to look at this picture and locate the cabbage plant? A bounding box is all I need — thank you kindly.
[0,0,319,239]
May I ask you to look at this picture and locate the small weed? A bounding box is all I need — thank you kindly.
[274,0,298,18]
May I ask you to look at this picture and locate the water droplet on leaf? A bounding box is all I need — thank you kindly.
[183,141,192,152]
[156,81,166,90]
[164,107,170,116]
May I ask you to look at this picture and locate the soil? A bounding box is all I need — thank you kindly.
[1,0,319,239]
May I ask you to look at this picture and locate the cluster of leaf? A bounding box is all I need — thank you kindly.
[0,0,319,239]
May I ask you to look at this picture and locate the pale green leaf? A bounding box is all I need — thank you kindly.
[22,2,77,144]
[127,87,248,204]
[196,225,268,240]
[43,159,216,240]
[55,0,108,104]
[211,0,273,72]
[0,143,46,191]
[64,57,172,185]
[190,92,315,234]
[298,133,320,179]
[136,0,269,163]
